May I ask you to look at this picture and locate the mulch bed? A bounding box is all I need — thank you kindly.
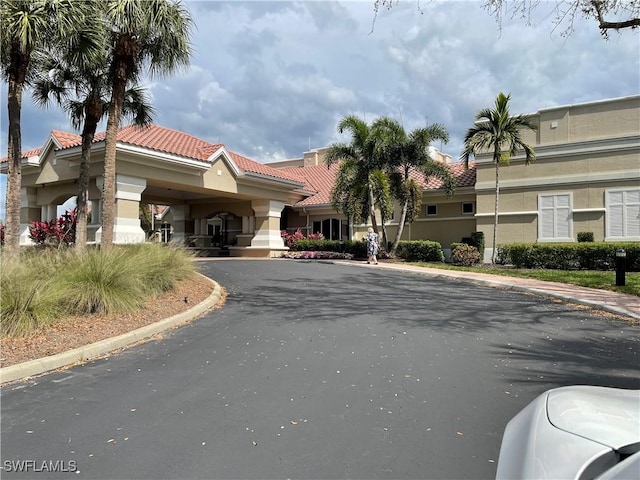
[0,275,220,368]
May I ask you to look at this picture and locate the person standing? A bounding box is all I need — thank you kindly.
[366,227,379,264]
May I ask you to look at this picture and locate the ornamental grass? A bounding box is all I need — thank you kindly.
[0,244,196,336]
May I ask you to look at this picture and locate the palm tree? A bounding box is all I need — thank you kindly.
[461,92,537,263]
[100,0,193,248]
[372,118,456,257]
[32,49,154,251]
[0,0,98,254]
[325,114,393,247]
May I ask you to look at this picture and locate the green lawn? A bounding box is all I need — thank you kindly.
[408,262,640,297]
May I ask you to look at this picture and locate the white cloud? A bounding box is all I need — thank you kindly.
[1,0,638,165]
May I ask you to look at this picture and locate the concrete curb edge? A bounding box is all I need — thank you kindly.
[0,274,222,385]
[345,261,640,322]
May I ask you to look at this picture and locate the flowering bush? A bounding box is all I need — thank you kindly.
[281,229,305,249]
[29,209,77,247]
[281,251,353,260]
[0,224,4,246]
[280,229,324,249]
[450,242,481,266]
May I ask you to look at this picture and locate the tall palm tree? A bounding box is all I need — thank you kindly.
[461,92,536,263]
[0,0,98,254]
[372,118,456,257]
[100,0,193,248]
[32,49,154,251]
[325,114,392,247]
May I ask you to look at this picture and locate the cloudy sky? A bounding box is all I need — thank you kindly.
[1,0,639,217]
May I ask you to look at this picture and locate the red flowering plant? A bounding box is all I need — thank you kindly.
[29,209,77,247]
[280,228,306,249]
[0,223,5,246]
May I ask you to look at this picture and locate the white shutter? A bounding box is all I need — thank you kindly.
[607,189,640,239]
[625,190,640,237]
[555,195,571,239]
[609,204,624,237]
[538,194,572,241]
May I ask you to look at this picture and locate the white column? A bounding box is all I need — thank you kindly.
[250,200,286,249]
[95,175,147,244]
[19,187,38,246]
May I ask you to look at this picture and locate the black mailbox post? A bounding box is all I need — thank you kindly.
[615,248,626,287]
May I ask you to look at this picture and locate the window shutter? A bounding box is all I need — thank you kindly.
[555,195,571,238]
[539,194,571,240]
[540,196,555,238]
[607,189,640,239]
[609,204,624,237]
[626,190,640,237]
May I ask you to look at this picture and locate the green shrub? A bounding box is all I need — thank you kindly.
[470,231,485,255]
[296,239,340,252]
[498,242,640,271]
[396,240,444,262]
[577,232,594,242]
[344,240,367,259]
[450,243,481,266]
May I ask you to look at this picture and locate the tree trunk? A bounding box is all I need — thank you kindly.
[492,162,500,264]
[75,111,100,251]
[368,185,379,234]
[101,55,131,249]
[390,199,409,257]
[4,49,29,256]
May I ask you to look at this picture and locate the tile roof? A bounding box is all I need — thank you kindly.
[3,124,476,207]
[2,124,304,184]
[51,130,83,148]
[282,163,341,207]
[287,161,476,207]
[228,151,306,183]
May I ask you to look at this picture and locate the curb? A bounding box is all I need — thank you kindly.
[346,261,640,322]
[0,274,222,385]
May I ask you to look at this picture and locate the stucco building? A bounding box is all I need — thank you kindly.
[2,94,638,260]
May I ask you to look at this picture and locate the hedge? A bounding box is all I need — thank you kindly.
[395,240,444,262]
[295,239,367,258]
[496,242,640,271]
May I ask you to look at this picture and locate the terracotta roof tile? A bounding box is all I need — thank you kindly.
[418,161,476,189]
[289,161,476,207]
[2,125,475,204]
[283,163,341,207]
[229,151,305,183]
[51,130,82,148]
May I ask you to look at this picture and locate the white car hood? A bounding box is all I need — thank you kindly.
[546,386,640,451]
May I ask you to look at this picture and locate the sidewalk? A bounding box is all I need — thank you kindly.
[354,260,640,323]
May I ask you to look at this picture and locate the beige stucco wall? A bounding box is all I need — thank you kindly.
[538,96,640,144]
[473,95,639,252]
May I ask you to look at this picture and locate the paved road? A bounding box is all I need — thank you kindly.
[2,260,638,479]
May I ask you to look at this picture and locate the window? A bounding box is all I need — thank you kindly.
[538,193,572,241]
[462,202,474,215]
[426,204,437,216]
[606,189,640,240]
[312,218,342,240]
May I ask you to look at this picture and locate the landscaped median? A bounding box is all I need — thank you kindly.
[0,273,222,384]
[0,244,224,384]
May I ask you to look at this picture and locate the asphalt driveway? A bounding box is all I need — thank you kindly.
[2,260,638,479]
